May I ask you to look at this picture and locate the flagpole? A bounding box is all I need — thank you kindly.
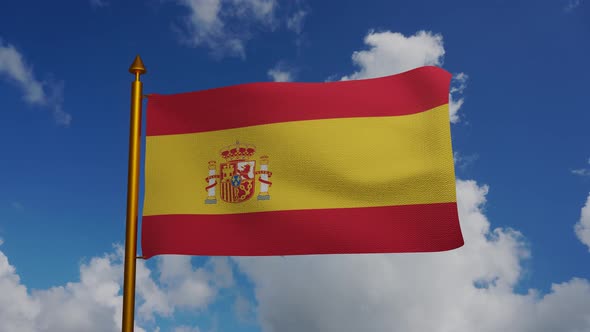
[122,55,146,332]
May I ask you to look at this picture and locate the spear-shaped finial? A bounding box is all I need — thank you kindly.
[122,54,146,332]
[128,55,146,75]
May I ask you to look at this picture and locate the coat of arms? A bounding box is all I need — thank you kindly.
[204,141,272,204]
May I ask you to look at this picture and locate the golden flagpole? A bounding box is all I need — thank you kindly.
[122,55,146,332]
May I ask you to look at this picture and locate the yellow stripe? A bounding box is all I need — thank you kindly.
[143,104,456,216]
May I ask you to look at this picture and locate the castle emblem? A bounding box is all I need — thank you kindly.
[204,141,272,204]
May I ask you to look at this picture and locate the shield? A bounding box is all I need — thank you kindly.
[219,160,256,203]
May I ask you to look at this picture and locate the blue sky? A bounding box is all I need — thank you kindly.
[1,0,590,331]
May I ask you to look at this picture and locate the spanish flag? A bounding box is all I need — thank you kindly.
[141,66,463,258]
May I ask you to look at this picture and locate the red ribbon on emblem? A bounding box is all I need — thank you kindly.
[255,170,273,186]
[205,174,220,191]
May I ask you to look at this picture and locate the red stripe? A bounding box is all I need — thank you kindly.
[140,202,463,258]
[146,66,451,136]
[222,182,229,201]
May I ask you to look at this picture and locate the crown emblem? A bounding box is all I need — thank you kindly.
[219,141,256,161]
[204,141,273,204]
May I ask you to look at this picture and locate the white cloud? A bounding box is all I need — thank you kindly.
[565,0,582,12]
[0,41,45,104]
[232,0,275,21]
[572,169,590,176]
[339,31,467,123]
[0,39,71,126]
[340,30,445,81]
[454,151,479,170]
[450,72,468,123]
[0,245,231,331]
[174,326,201,332]
[157,255,216,309]
[267,66,293,82]
[175,0,277,58]
[267,61,296,82]
[0,250,40,332]
[135,257,171,322]
[208,256,235,288]
[0,246,143,332]
[571,158,590,177]
[234,294,256,323]
[235,179,590,332]
[286,10,307,34]
[575,194,590,251]
[89,0,108,8]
